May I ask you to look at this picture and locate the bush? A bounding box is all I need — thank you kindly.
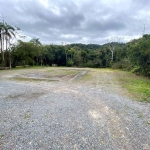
[111,62,123,69]
[67,59,74,67]
[112,58,132,70]
[84,60,92,67]
[131,66,141,74]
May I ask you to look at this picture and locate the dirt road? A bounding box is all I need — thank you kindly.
[0,68,150,150]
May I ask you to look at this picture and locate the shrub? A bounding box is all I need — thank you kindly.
[112,58,132,70]
[67,59,74,67]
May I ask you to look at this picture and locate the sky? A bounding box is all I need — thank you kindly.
[0,0,150,45]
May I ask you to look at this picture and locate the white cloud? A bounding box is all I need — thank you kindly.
[38,0,49,8]
[0,0,150,44]
[60,34,78,39]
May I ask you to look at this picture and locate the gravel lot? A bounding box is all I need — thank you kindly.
[0,68,150,150]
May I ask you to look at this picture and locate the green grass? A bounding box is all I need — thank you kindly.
[117,71,150,102]
[12,65,47,70]
[125,78,150,102]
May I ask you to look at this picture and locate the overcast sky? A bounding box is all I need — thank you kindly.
[0,0,150,45]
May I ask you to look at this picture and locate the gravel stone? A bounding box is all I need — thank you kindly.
[0,69,150,150]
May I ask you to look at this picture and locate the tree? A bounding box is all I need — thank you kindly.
[0,21,16,68]
[0,22,4,67]
[30,38,42,66]
[3,23,15,50]
[30,38,42,46]
[3,23,15,69]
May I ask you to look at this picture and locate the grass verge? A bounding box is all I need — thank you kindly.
[116,71,150,102]
[80,68,150,103]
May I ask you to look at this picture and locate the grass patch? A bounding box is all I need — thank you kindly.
[81,72,93,81]
[79,68,114,83]
[46,68,81,76]
[10,77,59,82]
[116,71,150,102]
[13,66,47,70]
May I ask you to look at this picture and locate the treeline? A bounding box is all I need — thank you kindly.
[0,22,150,77]
[123,34,150,77]
[9,40,125,68]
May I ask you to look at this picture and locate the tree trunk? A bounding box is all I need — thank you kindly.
[65,49,67,66]
[41,58,42,66]
[32,57,34,66]
[0,33,3,67]
[9,50,11,69]
[37,57,39,65]
[111,50,114,62]
[2,34,5,67]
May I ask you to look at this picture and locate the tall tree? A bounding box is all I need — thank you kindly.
[30,38,42,66]
[0,22,4,67]
[30,38,42,46]
[3,23,15,69]
[0,22,6,67]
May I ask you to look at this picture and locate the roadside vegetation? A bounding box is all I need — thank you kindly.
[117,71,150,102]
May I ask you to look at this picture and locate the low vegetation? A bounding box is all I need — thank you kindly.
[118,72,150,102]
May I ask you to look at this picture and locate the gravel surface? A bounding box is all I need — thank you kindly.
[0,68,150,150]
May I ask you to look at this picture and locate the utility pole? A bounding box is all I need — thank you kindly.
[143,23,146,36]
[142,21,150,36]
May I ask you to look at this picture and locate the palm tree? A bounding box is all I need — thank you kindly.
[4,23,15,50]
[30,38,42,66]
[3,23,15,68]
[0,22,5,67]
[30,38,42,46]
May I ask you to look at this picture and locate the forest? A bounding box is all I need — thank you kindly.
[0,22,150,77]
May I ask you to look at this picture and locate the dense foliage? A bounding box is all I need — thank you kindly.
[0,21,150,77]
[127,34,150,76]
[10,42,119,68]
